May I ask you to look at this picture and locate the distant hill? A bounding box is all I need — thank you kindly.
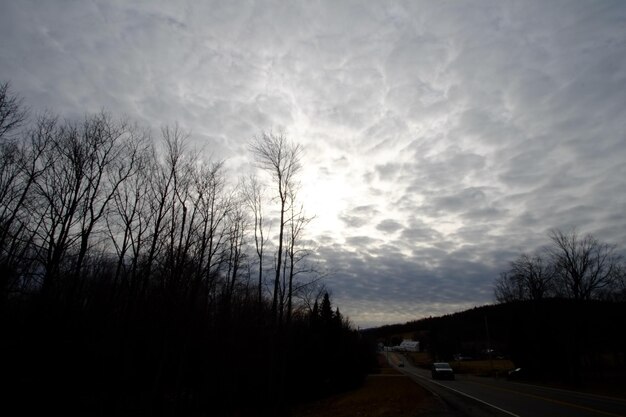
[363,299,626,386]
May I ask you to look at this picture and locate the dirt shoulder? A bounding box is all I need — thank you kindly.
[291,354,449,417]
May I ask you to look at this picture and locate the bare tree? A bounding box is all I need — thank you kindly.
[285,195,313,326]
[162,134,198,293]
[241,175,268,306]
[142,125,190,290]
[494,271,522,303]
[73,114,144,277]
[224,204,247,305]
[32,120,85,296]
[513,253,555,300]
[0,82,31,247]
[609,263,626,301]
[249,132,302,324]
[29,113,141,301]
[0,81,28,141]
[190,160,230,311]
[106,131,153,296]
[494,253,555,303]
[0,115,55,299]
[549,228,621,300]
[0,84,34,300]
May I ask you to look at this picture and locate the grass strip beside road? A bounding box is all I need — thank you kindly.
[291,374,439,417]
[291,354,441,417]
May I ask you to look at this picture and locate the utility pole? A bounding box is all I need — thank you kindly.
[485,315,494,377]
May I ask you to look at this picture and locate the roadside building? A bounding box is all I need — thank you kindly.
[398,340,419,352]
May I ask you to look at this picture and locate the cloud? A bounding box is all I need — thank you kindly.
[345,236,381,250]
[339,204,381,229]
[400,219,443,244]
[2,0,626,327]
[376,219,403,234]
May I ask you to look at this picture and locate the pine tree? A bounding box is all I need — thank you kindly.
[320,292,333,324]
[333,307,343,329]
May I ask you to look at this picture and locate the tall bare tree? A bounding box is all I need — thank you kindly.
[73,114,144,277]
[241,175,268,306]
[142,125,189,290]
[285,195,313,326]
[107,142,152,293]
[191,160,230,311]
[249,132,302,324]
[224,204,247,305]
[33,120,86,296]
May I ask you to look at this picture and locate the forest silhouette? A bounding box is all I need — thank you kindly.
[1,82,372,416]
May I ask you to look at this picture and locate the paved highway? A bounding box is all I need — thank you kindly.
[388,353,626,417]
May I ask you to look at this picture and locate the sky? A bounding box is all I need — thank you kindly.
[1,1,625,328]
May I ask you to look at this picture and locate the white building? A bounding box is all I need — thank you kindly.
[397,339,419,352]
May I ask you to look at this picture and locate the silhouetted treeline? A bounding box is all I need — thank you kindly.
[495,229,626,303]
[1,82,371,416]
[364,299,626,387]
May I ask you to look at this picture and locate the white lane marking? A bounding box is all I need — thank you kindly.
[404,367,521,417]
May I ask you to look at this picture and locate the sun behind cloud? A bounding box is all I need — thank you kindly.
[299,159,356,238]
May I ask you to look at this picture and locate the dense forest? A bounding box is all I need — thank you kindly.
[0,82,373,416]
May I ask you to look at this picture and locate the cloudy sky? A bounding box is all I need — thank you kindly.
[2,1,625,327]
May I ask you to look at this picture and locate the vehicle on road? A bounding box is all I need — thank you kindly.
[431,362,455,380]
[506,367,529,380]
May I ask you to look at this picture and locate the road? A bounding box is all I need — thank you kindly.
[388,353,626,417]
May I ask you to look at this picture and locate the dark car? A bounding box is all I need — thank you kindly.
[431,362,455,380]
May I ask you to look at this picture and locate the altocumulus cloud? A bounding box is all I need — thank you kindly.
[1,0,625,327]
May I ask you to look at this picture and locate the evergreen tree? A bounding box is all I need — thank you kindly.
[320,292,333,324]
[333,307,343,329]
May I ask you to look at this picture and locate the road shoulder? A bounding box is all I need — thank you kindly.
[291,354,453,417]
